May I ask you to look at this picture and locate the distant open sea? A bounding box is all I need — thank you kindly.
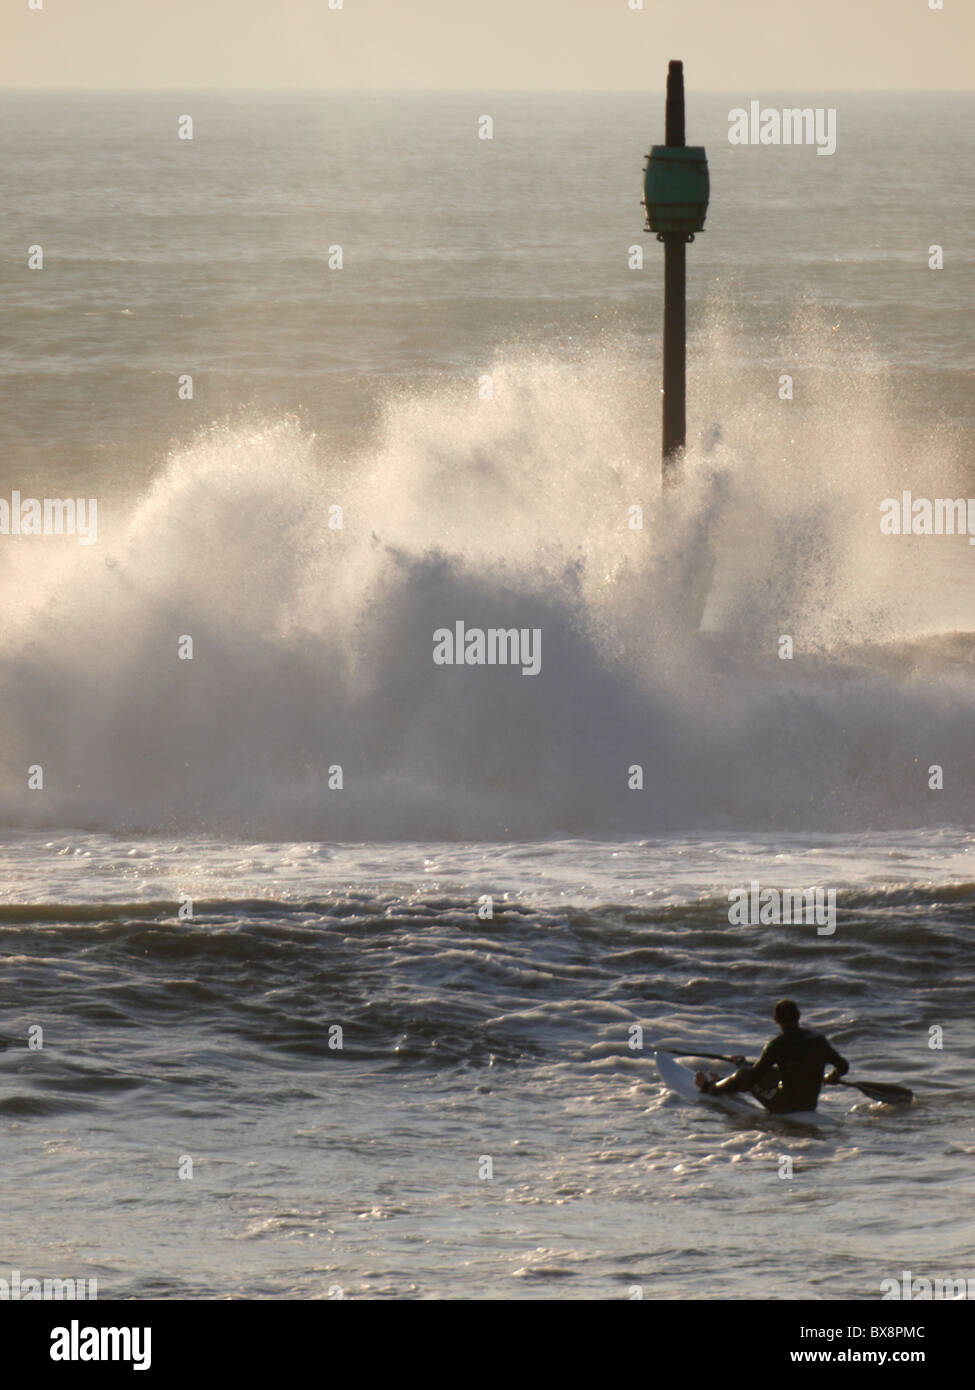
[1,93,974,1298]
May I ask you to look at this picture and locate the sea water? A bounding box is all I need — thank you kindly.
[0,92,973,1299]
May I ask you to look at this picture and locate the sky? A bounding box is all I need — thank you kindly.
[1,0,971,91]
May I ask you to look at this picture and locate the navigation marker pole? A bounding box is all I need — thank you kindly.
[643,61,710,490]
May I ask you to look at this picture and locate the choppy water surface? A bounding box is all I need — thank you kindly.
[0,834,972,1299]
[1,93,974,1298]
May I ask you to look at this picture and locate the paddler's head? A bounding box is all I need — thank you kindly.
[773,998,800,1031]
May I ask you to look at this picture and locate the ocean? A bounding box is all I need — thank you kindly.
[1,91,974,1300]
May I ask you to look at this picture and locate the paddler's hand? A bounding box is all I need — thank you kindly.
[824,1069,840,1085]
[694,1069,719,1094]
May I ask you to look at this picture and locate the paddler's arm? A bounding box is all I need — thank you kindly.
[705,1039,778,1096]
[822,1039,850,1085]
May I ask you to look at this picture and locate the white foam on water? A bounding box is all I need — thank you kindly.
[1,320,973,837]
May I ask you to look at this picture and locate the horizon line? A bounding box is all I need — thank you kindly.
[1,86,973,96]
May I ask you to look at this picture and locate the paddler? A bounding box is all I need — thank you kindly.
[694,999,849,1113]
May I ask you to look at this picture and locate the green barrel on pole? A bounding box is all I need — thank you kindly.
[643,146,710,241]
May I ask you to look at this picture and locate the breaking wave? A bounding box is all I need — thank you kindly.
[1,317,973,836]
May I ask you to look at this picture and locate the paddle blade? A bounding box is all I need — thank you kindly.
[843,1079,913,1105]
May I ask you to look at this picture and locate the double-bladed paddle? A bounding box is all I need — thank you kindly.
[657,1047,914,1104]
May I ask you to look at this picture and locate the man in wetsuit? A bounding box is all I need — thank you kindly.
[694,999,849,1114]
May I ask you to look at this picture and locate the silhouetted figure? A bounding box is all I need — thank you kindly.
[695,999,849,1113]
